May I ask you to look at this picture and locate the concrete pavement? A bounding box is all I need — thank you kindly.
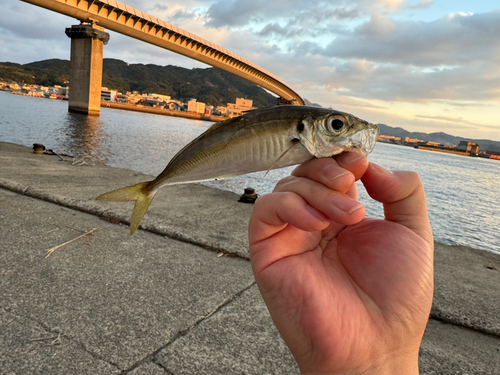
[1,141,499,374]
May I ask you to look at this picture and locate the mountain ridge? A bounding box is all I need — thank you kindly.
[377,124,500,153]
[0,58,278,108]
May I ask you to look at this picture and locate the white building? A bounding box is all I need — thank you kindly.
[101,89,118,102]
[187,99,206,114]
[224,98,256,117]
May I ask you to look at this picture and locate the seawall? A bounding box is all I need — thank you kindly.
[0,141,498,374]
[101,101,227,122]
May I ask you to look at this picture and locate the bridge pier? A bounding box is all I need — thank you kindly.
[65,23,109,116]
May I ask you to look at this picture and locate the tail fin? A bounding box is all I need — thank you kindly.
[96,181,156,234]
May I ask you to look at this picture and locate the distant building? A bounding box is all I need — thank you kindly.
[204,105,214,116]
[405,137,424,145]
[165,101,182,111]
[126,92,144,104]
[148,93,171,101]
[426,141,441,147]
[457,141,480,155]
[115,94,128,103]
[378,135,402,144]
[101,89,118,102]
[224,98,256,117]
[187,99,206,114]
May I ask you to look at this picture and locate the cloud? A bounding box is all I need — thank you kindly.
[205,0,263,28]
[320,10,500,66]
[416,115,479,127]
[0,2,71,40]
[204,0,367,29]
[356,14,397,37]
[410,0,433,10]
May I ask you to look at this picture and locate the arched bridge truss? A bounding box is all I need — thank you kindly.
[21,0,304,105]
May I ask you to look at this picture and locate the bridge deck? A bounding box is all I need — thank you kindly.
[21,0,304,105]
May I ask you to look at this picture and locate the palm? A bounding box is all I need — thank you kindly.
[256,217,432,371]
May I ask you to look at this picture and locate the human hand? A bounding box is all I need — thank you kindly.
[248,153,434,374]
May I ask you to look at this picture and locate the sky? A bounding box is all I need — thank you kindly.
[1,0,499,141]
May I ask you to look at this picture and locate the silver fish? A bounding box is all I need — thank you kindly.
[96,105,379,234]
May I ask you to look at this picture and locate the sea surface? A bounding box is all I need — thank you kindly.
[1,91,499,255]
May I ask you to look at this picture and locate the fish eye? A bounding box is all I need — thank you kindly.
[326,115,346,133]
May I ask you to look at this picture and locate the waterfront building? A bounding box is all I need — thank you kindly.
[125,92,144,104]
[166,101,183,111]
[225,98,256,117]
[187,99,206,114]
[101,89,118,102]
[204,105,214,115]
[115,93,128,103]
[378,135,402,144]
[217,98,256,117]
[148,93,171,102]
[426,141,441,147]
[405,137,425,146]
[457,141,480,155]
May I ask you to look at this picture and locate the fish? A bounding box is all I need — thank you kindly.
[96,105,379,234]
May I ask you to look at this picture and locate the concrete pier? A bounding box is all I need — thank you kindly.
[65,23,109,116]
[0,141,499,374]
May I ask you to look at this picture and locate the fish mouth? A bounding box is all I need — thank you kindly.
[348,124,380,156]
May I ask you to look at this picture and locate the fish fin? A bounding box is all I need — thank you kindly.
[96,181,156,235]
[264,139,301,177]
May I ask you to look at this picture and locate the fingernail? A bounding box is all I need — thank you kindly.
[339,152,365,166]
[370,163,393,176]
[332,195,364,214]
[323,164,350,181]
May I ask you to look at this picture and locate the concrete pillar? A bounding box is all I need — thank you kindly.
[65,24,110,116]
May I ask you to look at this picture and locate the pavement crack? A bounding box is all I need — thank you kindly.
[2,306,123,371]
[120,281,256,374]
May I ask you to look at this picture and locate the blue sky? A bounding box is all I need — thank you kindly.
[1,0,499,141]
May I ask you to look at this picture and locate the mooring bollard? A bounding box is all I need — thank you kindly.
[33,143,46,154]
[238,187,258,204]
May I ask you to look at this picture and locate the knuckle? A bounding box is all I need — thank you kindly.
[279,191,301,206]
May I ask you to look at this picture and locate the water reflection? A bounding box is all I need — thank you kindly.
[63,112,107,162]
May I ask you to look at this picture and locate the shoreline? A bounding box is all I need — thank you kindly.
[377,140,500,160]
[3,90,228,122]
[100,101,227,122]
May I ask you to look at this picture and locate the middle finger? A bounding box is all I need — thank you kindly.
[290,157,355,193]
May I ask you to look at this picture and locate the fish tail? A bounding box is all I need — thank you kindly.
[96,181,156,234]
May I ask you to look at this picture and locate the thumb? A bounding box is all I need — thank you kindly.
[361,163,433,247]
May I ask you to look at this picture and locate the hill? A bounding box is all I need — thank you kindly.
[378,124,500,153]
[0,58,278,108]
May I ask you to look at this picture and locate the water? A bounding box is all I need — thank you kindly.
[1,91,499,254]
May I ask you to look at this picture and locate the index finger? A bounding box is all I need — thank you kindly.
[361,163,434,247]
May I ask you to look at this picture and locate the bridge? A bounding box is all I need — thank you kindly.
[20,0,304,115]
